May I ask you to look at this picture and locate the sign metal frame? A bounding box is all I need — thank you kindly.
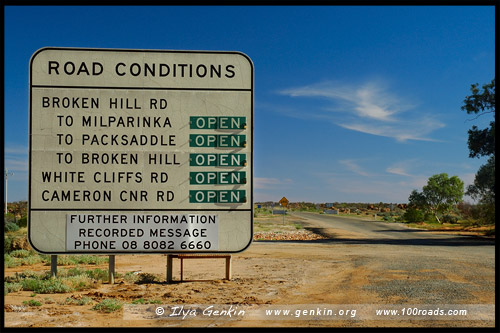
[28,47,254,255]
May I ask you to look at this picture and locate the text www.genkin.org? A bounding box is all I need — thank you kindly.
[263,306,356,319]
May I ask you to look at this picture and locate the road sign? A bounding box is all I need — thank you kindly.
[279,197,289,207]
[28,47,253,254]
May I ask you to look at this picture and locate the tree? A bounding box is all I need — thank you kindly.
[461,79,495,204]
[408,173,464,224]
[408,189,427,210]
[461,79,495,225]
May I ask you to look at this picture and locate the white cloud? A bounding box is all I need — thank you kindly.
[254,177,293,189]
[5,144,28,155]
[385,160,422,177]
[5,158,28,172]
[4,144,29,173]
[339,159,371,177]
[386,167,412,177]
[338,119,444,142]
[279,80,445,142]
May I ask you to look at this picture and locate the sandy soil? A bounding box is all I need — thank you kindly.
[3,216,495,328]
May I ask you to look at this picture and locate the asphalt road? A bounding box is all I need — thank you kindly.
[289,211,496,310]
[292,211,495,252]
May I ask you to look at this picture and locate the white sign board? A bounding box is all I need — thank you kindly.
[29,47,253,254]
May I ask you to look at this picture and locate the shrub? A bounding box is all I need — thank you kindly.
[402,208,425,223]
[4,213,16,224]
[4,254,21,268]
[18,216,28,228]
[5,270,41,282]
[441,214,459,224]
[20,278,73,294]
[5,250,44,267]
[21,255,44,266]
[61,275,96,291]
[92,299,123,312]
[473,203,495,225]
[4,222,20,232]
[4,233,31,253]
[4,235,13,253]
[383,215,394,222]
[23,299,42,307]
[9,249,32,258]
[131,298,162,304]
[54,255,108,266]
[424,213,439,224]
[4,282,23,295]
[135,272,161,284]
[64,296,93,305]
[122,272,139,283]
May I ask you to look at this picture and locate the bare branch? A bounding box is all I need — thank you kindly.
[464,110,495,122]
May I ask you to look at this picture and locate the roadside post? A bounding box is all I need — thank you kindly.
[28,48,254,283]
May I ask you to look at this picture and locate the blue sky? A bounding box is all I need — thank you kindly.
[4,5,495,204]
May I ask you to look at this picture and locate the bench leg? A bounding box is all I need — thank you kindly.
[180,258,184,282]
[166,255,173,283]
[225,256,232,280]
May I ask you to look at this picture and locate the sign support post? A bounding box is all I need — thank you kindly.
[108,255,115,284]
[279,197,289,224]
[283,204,285,224]
[50,255,57,278]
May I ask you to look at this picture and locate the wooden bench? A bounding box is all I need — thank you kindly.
[166,254,231,282]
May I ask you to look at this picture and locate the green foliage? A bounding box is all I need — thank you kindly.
[23,299,42,307]
[9,249,33,258]
[4,254,21,268]
[383,215,394,222]
[467,156,495,204]
[4,232,27,253]
[254,207,273,217]
[402,208,425,223]
[4,213,16,224]
[408,190,427,210]
[92,299,123,312]
[471,203,496,225]
[4,235,13,253]
[4,222,19,232]
[131,297,162,305]
[441,214,459,224]
[18,216,28,228]
[135,272,161,284]
[4,267,110,295]
[59,267,109,281]
[20,278,73,294]
[49,255,108,266]
[408,173,464,223]
[121,271,140,283]
[462,79,495,158]
[4,282,23,295]
[423,213,439,224]
[5,251,44,268]
[462,79,495,224]
[64,296,93,305]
